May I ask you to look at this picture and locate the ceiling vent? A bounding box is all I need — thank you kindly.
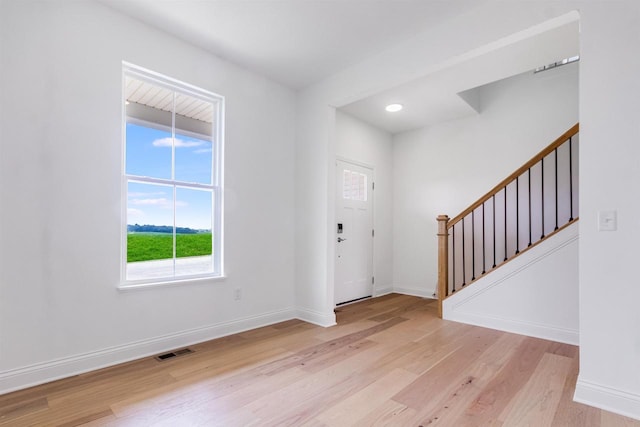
[534,55,580,73]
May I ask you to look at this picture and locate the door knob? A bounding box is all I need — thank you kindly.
[337,237,347,242]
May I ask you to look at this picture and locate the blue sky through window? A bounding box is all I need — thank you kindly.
[126,123,213,231]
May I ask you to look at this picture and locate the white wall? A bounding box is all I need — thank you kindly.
[0,1,296,392]
[294,98,336,325]
[574,2,640,419]
[334,111,393,295]
[393,63,578,297]
[295,1,640,419]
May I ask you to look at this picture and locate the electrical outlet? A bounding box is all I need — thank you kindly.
[234,288,242,301]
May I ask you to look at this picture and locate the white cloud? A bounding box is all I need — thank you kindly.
[194,148,213,154]
[129,197,171,206]
[152,137,203,148]
[129,197,188,209]
[128,191,165,198]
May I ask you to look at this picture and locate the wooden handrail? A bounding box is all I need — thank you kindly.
[447,123,579,228]
[437,123,580,318]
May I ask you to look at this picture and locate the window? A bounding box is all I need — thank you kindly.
[121,63,224,286]
[343,169,367,201]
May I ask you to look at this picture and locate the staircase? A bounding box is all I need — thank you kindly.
[436,124,579,341]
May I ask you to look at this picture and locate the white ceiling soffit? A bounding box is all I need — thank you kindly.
[101,0,480,89]
[126,76,214,124]
[340,13,579,135]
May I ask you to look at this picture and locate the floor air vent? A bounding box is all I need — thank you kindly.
[154,348,193,361]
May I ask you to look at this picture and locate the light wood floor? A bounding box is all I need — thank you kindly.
[1,294,639,426]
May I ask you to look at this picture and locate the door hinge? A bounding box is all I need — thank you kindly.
[372,182,375,190]
[372,276,375,284]
[372,229,375,237]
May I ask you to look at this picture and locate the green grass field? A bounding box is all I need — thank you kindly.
[127,232,212,262]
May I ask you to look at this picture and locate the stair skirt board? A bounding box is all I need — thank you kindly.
[444,310,578,345]
[443,222,579,345]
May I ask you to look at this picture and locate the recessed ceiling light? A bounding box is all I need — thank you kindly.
[385,103,403,112]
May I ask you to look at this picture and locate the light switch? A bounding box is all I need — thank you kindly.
[598,210,617,231]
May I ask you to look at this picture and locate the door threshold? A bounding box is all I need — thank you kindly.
[335,295,372,307]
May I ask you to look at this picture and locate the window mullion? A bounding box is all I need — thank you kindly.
[126,175,214,190]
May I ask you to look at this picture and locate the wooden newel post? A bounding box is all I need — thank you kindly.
[436,215,449,319]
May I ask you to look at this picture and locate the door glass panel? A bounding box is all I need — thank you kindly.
[342,169,367,201]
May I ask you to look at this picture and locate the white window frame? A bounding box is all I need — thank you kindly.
[119,62,225,289]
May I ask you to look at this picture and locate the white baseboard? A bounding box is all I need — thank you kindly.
[0,308,296,395]
[446,310,579,345]
[393,286,436,299]
[295,307,336,327]
[374,286,393,297]
[574,378,640,421]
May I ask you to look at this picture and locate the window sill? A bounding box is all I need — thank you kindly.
[118,275,226,292]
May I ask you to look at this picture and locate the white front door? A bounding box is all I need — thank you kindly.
[335,160,374,305]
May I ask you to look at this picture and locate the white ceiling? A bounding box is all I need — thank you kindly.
[101,0,480,90]
[341,15,580,134]
[103,1,579,134]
